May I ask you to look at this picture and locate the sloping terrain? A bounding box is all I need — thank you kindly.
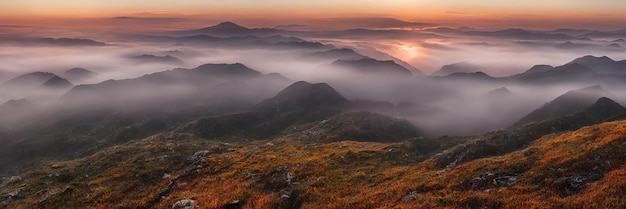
[2,119,626,208]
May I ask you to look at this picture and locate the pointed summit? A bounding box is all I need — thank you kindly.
[254,81,348,110]
[583,97,626,122]
[565,55,626,75]
[487,87,512,96]
[190,63,262,77]
[2,72,56,87]
[515,85,612,125]
[192,21,251,35]
[214,21,246,29]
[568,55,615,66]
[432,62,482,76]
[42,76,73,88]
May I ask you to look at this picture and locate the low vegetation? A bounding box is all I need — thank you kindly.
[2,120,626,208]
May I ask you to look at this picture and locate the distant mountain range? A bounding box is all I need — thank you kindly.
[330,58,413,76]
[0,37,107,46]
[515,85,612,125]
[436,55,626,84]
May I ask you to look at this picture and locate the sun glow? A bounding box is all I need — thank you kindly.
[400,44,420,58]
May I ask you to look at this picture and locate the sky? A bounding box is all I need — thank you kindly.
[0,0,626,15]
[0,0,626,28]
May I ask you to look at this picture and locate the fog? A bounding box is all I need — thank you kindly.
[1,23,626,137]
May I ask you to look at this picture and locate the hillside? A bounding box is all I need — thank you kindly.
[515,85,611,125]
[2,119,626,208]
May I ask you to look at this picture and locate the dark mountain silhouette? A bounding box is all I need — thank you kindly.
[486,87,512,96]
[36,38,107,46]
[191,63,264,78]
[188,21,283,37]
[63,63,287,113]
[182,81,420,141]
[193,21,251,34]
[284,111,421,143]
[254,81,348,110]
[128,54,183,64]
[432,62,483,76]
[515,85,611,125]
[582,30,626,39]
[64,68,98,83]
[0,64,292,174]
[175,34,330,50]
[65,67,97,77]
[551,28,594,36]
[1,72,58,90]
[510,63,597,83]
[611,38,626,43]
[317,17,432,29]
[608,43,621,48]
[434,96,626,168]
[0,99,35,127]
[510,64,554,79]
[566,55,626,75]
[554,41,601,49]
[42,76,73,88]
[569,55,614,65]
[481,28,574,40]
[432,28,575,40]
[356,48,424,75]
[0,99,32,112]
[440,72,494,81]
[184,81,348,139]
[0,37,108,46]
[257,35,304,43]
[330,58,412,76]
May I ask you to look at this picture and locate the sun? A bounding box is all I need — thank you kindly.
[400,44,420,58]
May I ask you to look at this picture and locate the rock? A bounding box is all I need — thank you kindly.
[163,173,172,179]
[7,191,19,197]
[272,166,289,177]
[222,199,244,209]
[286,172,294,184]
[400,191,418,203]
[279,189,292,199]
[246,171,259,178]
[463,172,521,190]
[245,146,260,158]
[5,176,22,185]
[493,175,520,186]
[172,199,195,209]
[190,150,211,161]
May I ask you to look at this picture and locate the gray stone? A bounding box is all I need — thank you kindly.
[172,199,194,209]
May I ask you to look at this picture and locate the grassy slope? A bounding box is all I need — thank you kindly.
[2,121,626,208]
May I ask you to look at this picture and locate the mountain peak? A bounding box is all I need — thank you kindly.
[526,65,554,73]
[2,72,58,88]
[487,87,512,96]
[569,55,615,65]
[65,67,95,75]
[195,21,250,34]
[433,62,482,76]
[215,21,246,28]
[191,63,262,77]
[567,85,606,95]
[0,98,32,109]
[254,81,348,110]
[42,76,73,88]
[516,85,611,125]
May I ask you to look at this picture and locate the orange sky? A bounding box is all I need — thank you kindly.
[1,1,625,30]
